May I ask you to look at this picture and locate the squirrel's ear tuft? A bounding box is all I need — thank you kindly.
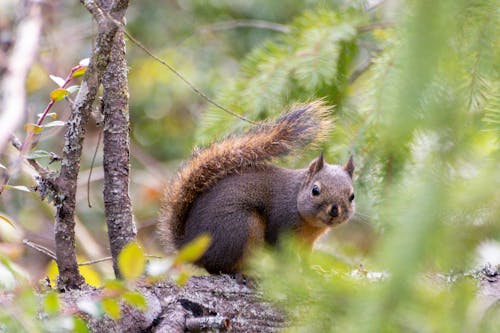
[344,155,355,178]
[308,152,325,175]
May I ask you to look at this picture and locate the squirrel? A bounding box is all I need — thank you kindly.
[158,100,355,274]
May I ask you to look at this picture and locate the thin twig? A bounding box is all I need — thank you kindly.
[22,64,85,154]
[23,239,57,260]
[357,21,392,33]
[185,315,230,331]
[121,29,257,125]
[199,19,290,34]
[10,135,55,180]
[78,254,162,266]
[348,57,375,84]
[78,256,112,266]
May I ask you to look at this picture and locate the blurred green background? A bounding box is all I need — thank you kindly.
[0,0,499,331]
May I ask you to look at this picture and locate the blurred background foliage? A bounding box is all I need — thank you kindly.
[0,0,499,331]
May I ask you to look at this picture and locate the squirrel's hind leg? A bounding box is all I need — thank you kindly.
[187,210,265,274]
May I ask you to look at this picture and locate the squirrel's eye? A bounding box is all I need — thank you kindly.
[312,184,320,196]
[349,193,355,202]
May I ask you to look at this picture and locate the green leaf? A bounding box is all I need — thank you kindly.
[43,121,66,128]
[66,85,80,94]
[118,242,145,281]
[0,214,15,229]
[50,88,70,101]
[44,292,60,315]
[103,279,126,295]
[72,66,87,78]
[26,150,51,160]
[24,123,44,134]
[176,271,190,286]
[123,291,147,311]
[174,234,211,265]
[101,298,121,320]
[73,317,90,333]
[2,185,31,192]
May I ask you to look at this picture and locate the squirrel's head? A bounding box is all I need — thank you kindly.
[297,153,355,228]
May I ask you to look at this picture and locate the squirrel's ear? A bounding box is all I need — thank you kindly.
[308,153,325,175]
[344,155,355,178]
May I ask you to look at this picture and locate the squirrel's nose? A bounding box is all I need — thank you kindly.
[329,204,339,218]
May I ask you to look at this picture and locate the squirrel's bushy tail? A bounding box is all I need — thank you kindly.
[159,100,332,250]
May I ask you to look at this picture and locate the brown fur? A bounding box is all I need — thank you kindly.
[158,101,332,252]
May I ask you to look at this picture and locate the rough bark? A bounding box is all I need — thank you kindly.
[54,0,129,290]
[101,2,135,278]
[61,276,285,333]
[57,266,500,332]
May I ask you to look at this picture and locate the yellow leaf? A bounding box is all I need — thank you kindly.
[174,234,211,265]
[44,292,60,315]
[104,280,126,295]
[123,291,147,311]
[73,317,90,333]
[46,258,102,288]
[79,264,102,287]
[176,271,190,286]
[46,260,59,287]
[0,213,16,229]
[2,185,31,192]
[50,88,70,101]
[101,298,121,320]
[24,123,44,134]
[72,66,87,78]
[118,242,145,281]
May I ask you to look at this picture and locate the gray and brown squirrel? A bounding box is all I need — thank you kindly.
[159,101,355,274]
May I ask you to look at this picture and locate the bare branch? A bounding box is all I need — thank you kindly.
[101,20,136,278]
[53,0,130,290]
[199,19,290,33]
[186,315,231,331]
[122,30,257,125]
[23,239,57,260]
[357,21,392,33]
[10,135,56,180]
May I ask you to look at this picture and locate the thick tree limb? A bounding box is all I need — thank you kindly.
[53,0,130,290]
[101,3,135,278]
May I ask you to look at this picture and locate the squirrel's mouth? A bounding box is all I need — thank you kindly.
[323,215,350,227]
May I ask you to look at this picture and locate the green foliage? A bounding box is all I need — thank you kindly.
[43,292,60,315]
[101,298,121,320]
[173,233,211,266]
[0,256,89,332]
[199,0,499,332]
[196,6,366,142]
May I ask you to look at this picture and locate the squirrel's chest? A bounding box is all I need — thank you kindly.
[294,222,329,249]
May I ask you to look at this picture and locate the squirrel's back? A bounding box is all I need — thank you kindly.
[158,101,332,252]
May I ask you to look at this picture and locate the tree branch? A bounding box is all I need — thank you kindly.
[100,1,135,279]
[53,0,130,290]
[199,19,290,34]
